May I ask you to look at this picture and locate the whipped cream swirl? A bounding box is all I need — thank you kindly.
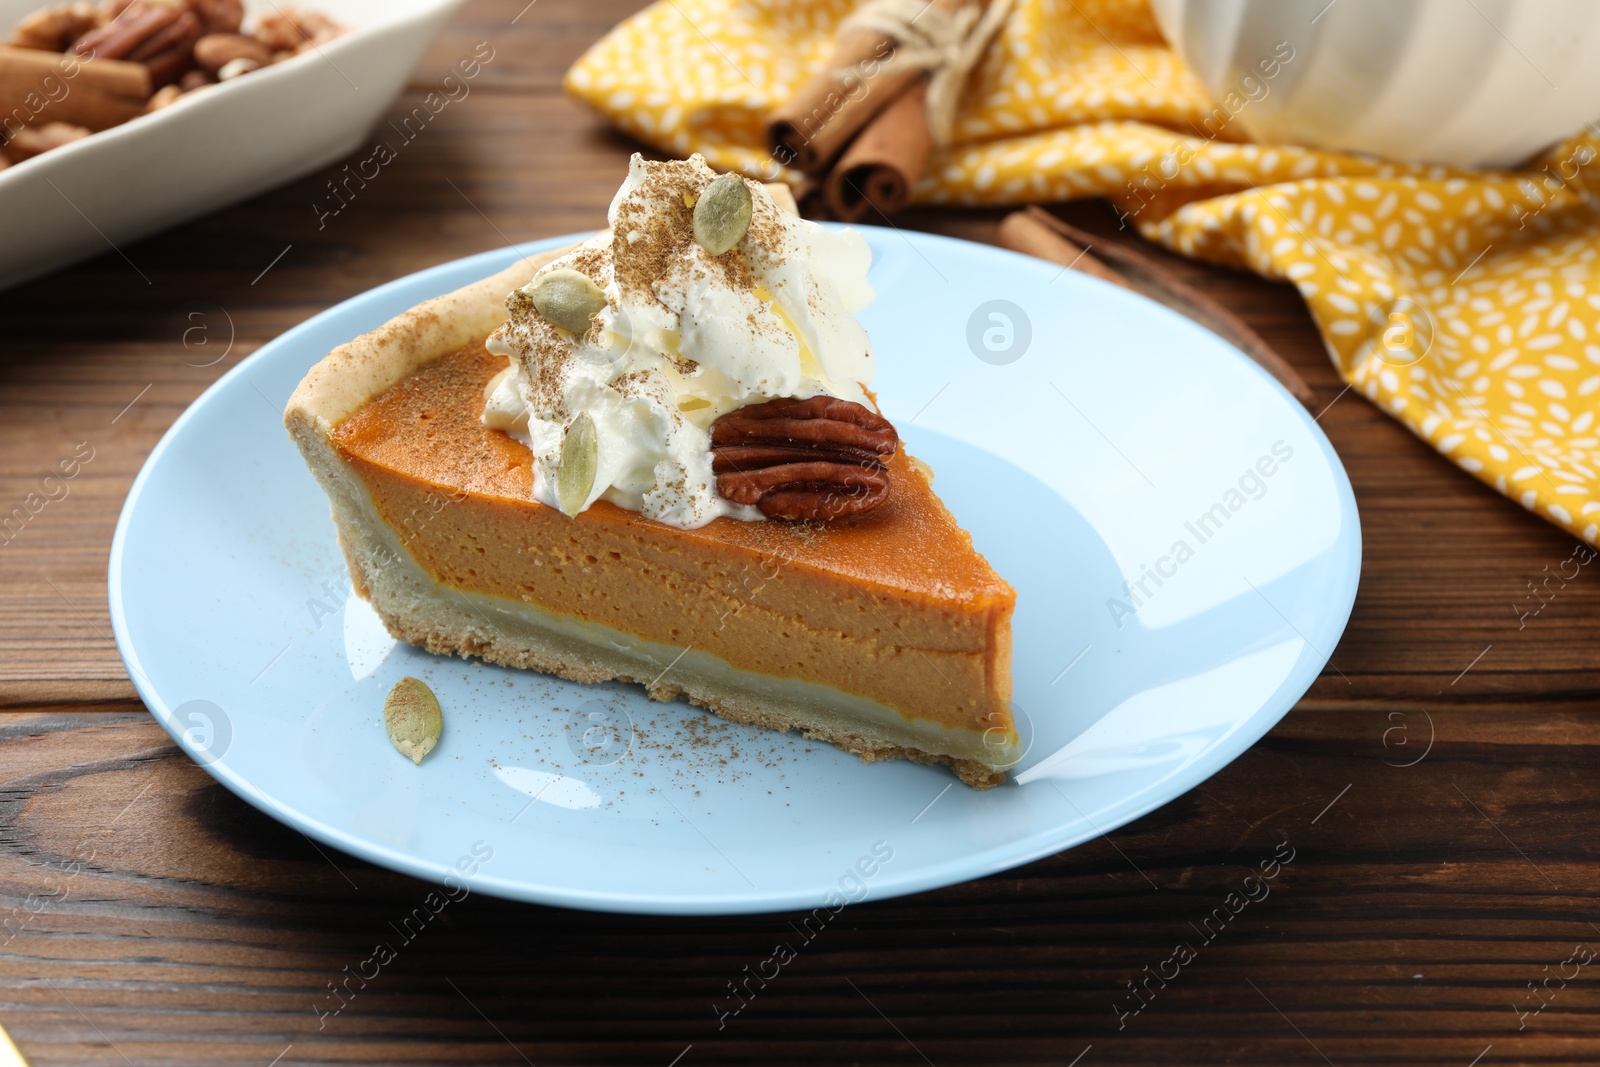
[483,154,877,529]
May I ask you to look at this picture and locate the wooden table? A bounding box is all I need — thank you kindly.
[4,2,1599,1063]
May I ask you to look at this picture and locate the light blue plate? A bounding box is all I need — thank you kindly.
[109,227,1360,915]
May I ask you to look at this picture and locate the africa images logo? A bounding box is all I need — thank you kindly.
[966,299,1033,365]
[1106,441,1295,628]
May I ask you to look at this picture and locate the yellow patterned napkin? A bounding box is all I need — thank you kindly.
[567,0,1600,545]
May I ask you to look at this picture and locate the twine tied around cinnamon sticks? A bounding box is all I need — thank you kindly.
[836,0,1011,147]
[765,0,1012,221]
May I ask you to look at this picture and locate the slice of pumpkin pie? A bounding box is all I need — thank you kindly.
[285,155,1017,787]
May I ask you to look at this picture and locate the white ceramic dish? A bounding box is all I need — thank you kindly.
[0,0,462,290]
[1152,0,1600,167]
[110,227,1361,915]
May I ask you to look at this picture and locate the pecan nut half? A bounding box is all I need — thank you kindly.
[192,31,270,72]
[9,3,100,52]
[709,396,899,521]
[71,0,201,86]
[189,0,243,35]
[71,1,173,58]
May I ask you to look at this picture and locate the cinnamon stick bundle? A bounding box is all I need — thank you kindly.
[766,0,975,175]
[822,77,931,220]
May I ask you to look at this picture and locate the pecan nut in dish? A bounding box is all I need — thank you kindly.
[192,30,270,72]
[187,0,242,34]
[70,0,202,85]
[8,1,99,51]
[250,5,343,52]
[69,0,175,58]
[709,395,899,521]
[5,121,90,158]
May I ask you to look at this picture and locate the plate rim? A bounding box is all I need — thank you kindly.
[109,227,1362,914]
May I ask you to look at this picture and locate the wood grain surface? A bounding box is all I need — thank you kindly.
[3,1,1600,1063]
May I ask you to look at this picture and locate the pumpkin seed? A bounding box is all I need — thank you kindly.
[557,412,598,517]
[384,677,441,765]
[528,269,607,333]
[692,173,753,256]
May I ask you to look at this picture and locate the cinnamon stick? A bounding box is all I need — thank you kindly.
[823,77,931,221]
[766,0,974,175]
[999,207,1319,410]
[791,174,830,219]
[996,209,1129,290]
[0,45,151,134]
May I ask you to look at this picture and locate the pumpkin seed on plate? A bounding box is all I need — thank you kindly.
[384,676,441,765]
